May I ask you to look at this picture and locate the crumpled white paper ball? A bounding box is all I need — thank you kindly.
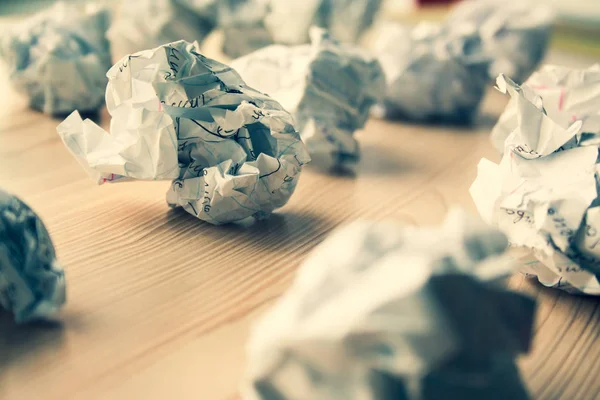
[217,0,383,58]
[243,209,535,399]
[57,40,310,225]
[471,65,600,294]
[446,0,553,83]
[0,189,66,323]
[107,0,217,63]
[232,28,385,170]
[374,22,491,123]
[0,2,111,115]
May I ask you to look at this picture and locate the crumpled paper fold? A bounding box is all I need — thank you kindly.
[0,1,111,115]
[57,40,310,225]
[471,65,600,294]
[243,209,535,399]
[491,65,600,155]
[233,28,385,169]
[0,189,66,323]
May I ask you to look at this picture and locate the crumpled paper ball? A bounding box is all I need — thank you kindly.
[57,40,310,225]
[319,0,383,45]
[217,0,274,59]
[446,0,553,83]
[243,209,535,400]
[471,65,600,294]
[232,28,385,169]
[263,0,383,45]
[107,0,217,63]
[471,147,600,295]
[0,189,66,323]
[217,0,383,58]
[374,22,491,123]
[0,2,111,115]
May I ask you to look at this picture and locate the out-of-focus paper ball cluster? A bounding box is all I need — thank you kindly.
[0,2,111,115]
[0,189,66,323]
[0,0,554,126]
[374,22,490,123]
[471,65,600,294]
[57,40,310,225]
[232,28,386,169]
[446,0,554,84]
[244,209,535,400]
[218,0,383,58]
[374,0,553,123]
[107,0,383,60]
[107,0,217,62]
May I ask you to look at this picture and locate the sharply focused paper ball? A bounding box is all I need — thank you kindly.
[0,2,111,115]
[57,40,310,225]
[233,28,385,170]
[0,189,66,323]
[243,209,535,400]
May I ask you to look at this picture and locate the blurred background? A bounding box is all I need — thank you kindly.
[383,0,600,57]
[1,0,599,56]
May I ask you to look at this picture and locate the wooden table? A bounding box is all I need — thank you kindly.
[1,49,600,400]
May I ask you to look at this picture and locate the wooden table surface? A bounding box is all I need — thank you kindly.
[1,48,600,400]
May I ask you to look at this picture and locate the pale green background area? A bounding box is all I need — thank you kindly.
[386,0,600,56]
[0,0,93,16]
[0,0,85,15]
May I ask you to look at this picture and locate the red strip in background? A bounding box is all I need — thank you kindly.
[417,0,460,4]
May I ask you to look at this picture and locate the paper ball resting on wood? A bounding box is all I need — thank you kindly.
[471,66,600,294]
[57,40,310,225]
[232,28,385,169]
[0,189,66,323]
[374,22,490,123]
[0,2,111,115]
[243,209,535,400]
[107,0,217,63]
[471,148,600,295]
[446,0,553,83]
